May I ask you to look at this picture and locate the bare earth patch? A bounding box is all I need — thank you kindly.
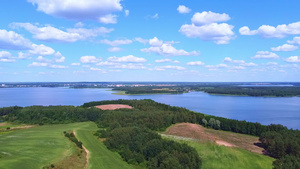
[163,123,264,154]
[94,104,133,110]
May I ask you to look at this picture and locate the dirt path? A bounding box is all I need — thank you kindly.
[94,104,133,110]
[73,131,89,169]
[164,123,265,154]
[164,123,235,147]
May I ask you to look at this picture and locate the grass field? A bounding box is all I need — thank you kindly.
[161,123,275,169]
[0,122,134,169]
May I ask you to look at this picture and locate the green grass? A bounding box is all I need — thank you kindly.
[0,122,25,130]
[0,122,134,169]
[164,136,274,169]
[75,122,134,169]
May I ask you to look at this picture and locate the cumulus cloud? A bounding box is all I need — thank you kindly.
[239,21,300,38]
[0,51,16,62]
[155,59,179,63]
[107,55,147,63]
[134,37,148,44]
[179,23,235,44]
[252,51,280,59]
[29,44,55,55]
[113,63,146,69]
[154,65,185,71]
[222,57,258,66]
[71,63,80,66]
[191,11,230,26]
[99,39,132,46]
[141,37,199,56]
[285,56,300,63]
[239,26,258,35]
[205,64,228,71]
[288,36,300,45]
[99,14,117,24]
[179,12,234,44]
[80,55,101,63]
[108,47,122,52]
[177,5,191,14]
[0,29,32,50]
[28,62,49,67]
[186,61,205,66]
[28,0,123,24]
[11,23,113,43]
[271,44,298,51]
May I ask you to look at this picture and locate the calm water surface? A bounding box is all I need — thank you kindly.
[0,87,299,130]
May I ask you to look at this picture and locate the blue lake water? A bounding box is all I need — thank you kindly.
[0,87,299,130]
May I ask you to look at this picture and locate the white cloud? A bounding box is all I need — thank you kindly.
[155,59,179,63]
[134,37,148,44]
[36,56,51,63]
[108,47,122,52]
[80,55,101,63]
[90,67,107,73]
[223,57,257,66]
[12,23,113,43]
[230,66,246,70]
[285,56,300,63]
[99,39,132,46]
[177,5,191,14]
[28,0,123,24]
[141,37,199,56]
[96,61,119,66]
[154,65,185,71]
[0,29,32,50]
[288,36,300,45]
[205,64,228,71]
[107,55,147,63]
[239,22,300,38]
[252,51,280,59]
[149,37,163,46]
[29,44,55,55]
[53,51,65,62]
[113,63,146,69]
[266,62,278,66]
[125,10,129,16]
[271,44,298,51]
[28,62,49,67]
[186,61,205,66]
[0,51,16,62]
[99,14,117,24]
[74,22,84,28]
[239,26,258,35]
[49,64,68,69]
[191,11,230,26]
[71,63,80,66]
[179,23,235,44]
[152,13,159,19]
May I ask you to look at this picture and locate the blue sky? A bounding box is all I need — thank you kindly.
[0,0,300,82]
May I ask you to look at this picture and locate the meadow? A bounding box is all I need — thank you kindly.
[0,122,133,169]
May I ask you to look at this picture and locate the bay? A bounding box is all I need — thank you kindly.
[0,87,299,130]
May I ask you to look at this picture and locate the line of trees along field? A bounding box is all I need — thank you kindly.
[1,99,300,168]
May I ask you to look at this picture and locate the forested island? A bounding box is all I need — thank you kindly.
[1,99,299,168]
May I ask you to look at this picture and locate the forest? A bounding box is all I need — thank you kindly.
[112,84,300,97]
[1,99,300,168]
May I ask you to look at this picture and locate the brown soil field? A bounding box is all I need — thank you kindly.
[163,123,264,154]
[94,104,133,110]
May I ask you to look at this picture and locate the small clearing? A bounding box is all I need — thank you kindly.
[163,123,264,154]
[94,104,133,110]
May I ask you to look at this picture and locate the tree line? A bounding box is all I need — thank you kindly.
[2,99,300,168]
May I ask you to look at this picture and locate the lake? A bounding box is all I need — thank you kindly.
[0,87,299,130]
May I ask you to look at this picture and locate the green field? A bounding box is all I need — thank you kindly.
[0,122,133,169]
[163,135,274,169]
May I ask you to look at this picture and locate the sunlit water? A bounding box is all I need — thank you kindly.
[1,87,299,130]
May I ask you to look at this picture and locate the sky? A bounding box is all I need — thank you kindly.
[0,0,300,82]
